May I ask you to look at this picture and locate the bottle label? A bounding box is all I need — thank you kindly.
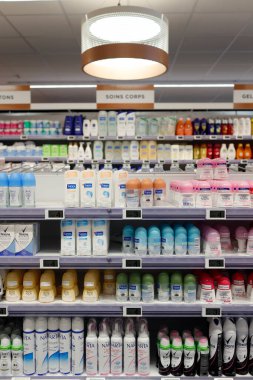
[111,340,122,375]
[181,194,195,208]
[216,193,233,207]
[158,286,169,302]
[200,287,215,302]
[142,284,154,303]
[234,193,251,208]
[236,340,248,363]
[126,189,139,207]
[217,288,232,303]
[171,285,183,301]
[160,347,170,368]
[184,348,195,369]
[116,284,128,302]
[195,193,212,208]
[129,284,141,302]
[161,237,174,255]
[232,285,246,299]
[223,338,235,363]
[86,341,97,375]
[171,348,182,368]
[138,342,150,375]
[184,288,196,303]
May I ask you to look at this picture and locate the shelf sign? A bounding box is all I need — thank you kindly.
[206,209,226,220]
[234,84,253,109]
[96,84,154,110]
[123,306,142,317]
[123,209,142,219]
[205,257,225,269]
[202,306,221,317]
[0,85,31,110]
[0,306,8,317]
[122,258,142,269]
[45,209,65,220]
[40,258,60,269]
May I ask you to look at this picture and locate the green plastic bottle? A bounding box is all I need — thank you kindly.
[116,273,128,302]
[158,272,170,302]
[129,272,141,302]
[171,272,183,302]
[142,274,154,303]
[184,274,197,303]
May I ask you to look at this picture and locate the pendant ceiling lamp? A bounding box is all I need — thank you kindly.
[81,6,169,80]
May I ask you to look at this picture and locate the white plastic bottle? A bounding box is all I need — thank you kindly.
[114,169,128,208]
[137,322,150,376]
[72,317,84,375]
[11,335,23,376]
[236,317,248,374]
[223,318,236,375]
[22,173,36,207]
[90,119,98,137]
[23,317,36,375]
[227,143,236,159]
[122,141,130,160]
[0,335,11,376]
[86,320,98,375]
[78,142,85,160]
[98,110,108,137]
[59,317,71,375]
[245,117,251,135]
[72,143,78,160]
[124,320,136,375]
[35,317,48,375]
[83,119,91,137]
[76,220,92,256]
[98,321,110,375]
[105,141,114,160]
[111,320,123,375]
[92,220,109,256]
[130,140,139,160]
[48,317,59,374]
[64,170,80,207]
[117,111,127,137]
[96,169,113,208]
[220,144,228,159]
[126,111,136,137]
[84,142,92,160]
[107,111,117,136]
[93,141,104,160]
[80,169,96,208]
[113,141,122,160]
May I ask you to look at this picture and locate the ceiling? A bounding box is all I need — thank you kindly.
[0,0,253,103]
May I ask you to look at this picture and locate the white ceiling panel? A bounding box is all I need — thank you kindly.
[60,0,106,14]
[187,13,251,37]
[0,1,63,15]
[175,52,222,65]
[181,36,233,51]
[170,64,211,79]
[0,38,34,54]
[195,0,253,13]
[26,37,79,54]
[7,15,73,37]
[218,52,253,65]
[207,64,253,79]
[229,36,253,51]
[0,16,19,36]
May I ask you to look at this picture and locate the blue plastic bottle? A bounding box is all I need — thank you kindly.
[175,232,187,255]
[148,226,161,256]
[193,118,200,135]
[161,225,174,255]
[74,115,83,135]
[207,119,215,135]
[122,225,135,254]
[188,231,201,255]
[9,173,22,207]
[63,116,74,135]
[200,118,207,135]
[134,227,147,256]
[0,173,9,207]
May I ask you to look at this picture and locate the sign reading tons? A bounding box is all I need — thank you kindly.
[234,84,253,109]
[96,84,154,110]
[0,85,31,110]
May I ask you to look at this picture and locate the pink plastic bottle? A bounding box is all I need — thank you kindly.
[202,226,222,256]
[213,158,228,180]
[215,225,233,252]
[195,181,212,208]
[233,180,251,208]
[247,228,253,255]
[248,181,253,207]
[196,158,213,180]
[235,226,248,253]
[215,180,233,208]
[179,181,195,208]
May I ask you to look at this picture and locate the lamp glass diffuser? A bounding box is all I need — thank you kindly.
[81,6,169,80]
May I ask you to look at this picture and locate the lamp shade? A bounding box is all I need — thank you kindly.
[81,6,169,80]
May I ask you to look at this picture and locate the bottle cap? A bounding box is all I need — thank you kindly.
[22,173,36,187]
[8,173,22,187]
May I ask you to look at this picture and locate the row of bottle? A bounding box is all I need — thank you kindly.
[170,179,253,208]
[0,319,23,376]
[0,119,61,136]
[0,142,43,158]
[61,219,109,256]
[194,142,252,160]
[122,224,200,256]
[64,169,167,208]
[157,317,253,377]
[0,172,36,208]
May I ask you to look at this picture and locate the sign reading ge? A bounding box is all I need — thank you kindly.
[96,84,154,110]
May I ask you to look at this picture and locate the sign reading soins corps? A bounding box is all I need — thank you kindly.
[96,84,154,109]
[0,85,31,110]
[234,84,253,109]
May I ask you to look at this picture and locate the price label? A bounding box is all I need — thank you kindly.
[143,160,150,164]
[20,134,28,140]
[67,159,74,164]
[42,157,49,162]
[122,258,142,269]
[45,209,65,220]
[124,160,130,164]
[123,306,142,317]
[40,258,60,269]
[214,378,233,380]
[172,160,179,164]
[176,136,184,140]
[194,135,201,140]
[105,160,112,164]
[206,209,226,220]
[158,135,165,140]
[223,135,231,140]
[123,209,142,219]
[13,377,30,380]
[98,136,105,140]
[92,160,98,164]
[236,136,243,140]
[67,135,76,140]
[78,160,84,164]
[158,160,165,164]
[117,136,124,140]
[205,258,225,269]
[136,136,142,140]
[83,136,90,140]
[161,378,180,380]
[0,307,8,317]
[202,306,221,317]
[210,135,217,140]
[87,377,105,380]
[241,159,248,164]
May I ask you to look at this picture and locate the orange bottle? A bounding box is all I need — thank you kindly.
[184,118,193,136]
[140,178,154,208]
[176,118,184,135]
[236,143,244,159]
[244,143,252,159]
[153,178,166,206]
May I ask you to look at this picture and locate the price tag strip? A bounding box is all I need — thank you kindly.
[123,209,142,219]
[122,258,142,269]
[40,258,60,269]
[205,257,225,269]
[236,135,243,140]
[158,135,165,140]
[176,136,184,140]
[13,377,30,380]
[45,209,65,220]
[123,306,142,317]
[206,209,226,220]
[202,306,221,317]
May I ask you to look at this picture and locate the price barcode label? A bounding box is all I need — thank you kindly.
[194,135,201,140]
[42,157,49,161]
[122,258,142,269]
[105,160,112,164]
[241,159,248,164]
[67,135,76,140]
[176,136,184,140]
[67,159,74,164]
[0,307,8,317]
[205,258,225,269]
[87,377,105,380]
[98,136,105,140]
[206,209,226,220]
[158,135,165,140]
[83,136,90,140]
[210,135,217,140]
[202,306,221,317]
[20,135,28,140]
[117,136,124,140]
[123,306,142,317]
[123,209,142,219]
[236,136,243,140]
[45,209,65,220]
[223,135,231,140]
[13,377,30,380]
[40,258,60,269]
[136,136,142,140]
